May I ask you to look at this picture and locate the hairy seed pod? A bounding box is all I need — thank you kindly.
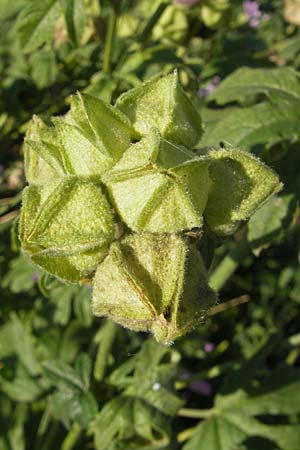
[204,148,283,236]
[103,128,211,233]
[20,72,282,344]
[92,233,217,345]
[19,177,115,284]
[115,70,203,148]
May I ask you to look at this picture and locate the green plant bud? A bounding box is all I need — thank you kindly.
[24,115,65,185]
[65,92,137,167]
[204,148,283,236]
[115,71,203,148]
[19,177,115,284]
[102,129,211,233]
[92,233,217,345]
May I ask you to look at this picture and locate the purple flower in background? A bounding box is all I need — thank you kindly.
[0,164,4,176]
[173,0,199,5]
[198,75,221,98]
[189,380,213,396]
[204,341,215,353]
[243,0,263,28]
[32,273,39,283]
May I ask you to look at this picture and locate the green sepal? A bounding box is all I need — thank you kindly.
[204,148,283,236]
[24,115,65,184]
[65,92,137,166]
[92,233,216,345]
[19,177,115,284]
[115,71,203,148]
[52,117,112,177]
[102,129,211,233]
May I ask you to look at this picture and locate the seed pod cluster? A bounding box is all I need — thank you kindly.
[20,71,282,344]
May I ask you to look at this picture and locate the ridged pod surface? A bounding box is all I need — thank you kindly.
[20,72,282,343]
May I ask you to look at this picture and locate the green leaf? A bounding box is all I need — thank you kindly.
[1,255,37,294]
[91,397,134,450]
[182,335,300,450]
[73,286,93,327]
[61,0,87,46]
[183,414,300,450]
[8,313,41,376]
[93,321,117,381]
[29,49,58,89]
[0,376,44,402]
[91,397,172,450]
[17,0,62,53]
[247,195,294,254]
[49,389,97,429]
[200,101,300,149]
[43,358,89,391]
[209,67,300,105]
[131,340,183,416]
[0,0,25,21]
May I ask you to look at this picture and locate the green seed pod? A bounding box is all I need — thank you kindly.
[25,92,137,182]
[204,148,283,236]
[92,233,217,345]
[102,128,211,233]
[115,71,203,148]
[19,177,115,284]
[64,92,137,169]
[24,115,64,185]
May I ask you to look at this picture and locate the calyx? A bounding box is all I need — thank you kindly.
[20,71,282,344]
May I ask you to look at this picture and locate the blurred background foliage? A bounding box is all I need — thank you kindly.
[1,0,300,449]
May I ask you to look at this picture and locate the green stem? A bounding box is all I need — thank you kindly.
[175,358,242,390]
[103,8,117,74]
[139,0,170,42]
[209,240,250,291]
[177,407,216,419]
[61,422,82,450]
[94,320,117,381]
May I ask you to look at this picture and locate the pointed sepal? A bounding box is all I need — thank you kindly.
[115,71,203,148]
[102,129,211,233]
[92,233,216,344]
[19,177,115,284]
[204,148,283,236]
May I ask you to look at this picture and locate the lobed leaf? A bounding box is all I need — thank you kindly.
[209,67,300,105]
[17,0,62,53]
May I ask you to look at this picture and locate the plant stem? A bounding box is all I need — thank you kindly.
[177,407,216,419]
[208,294,250,316]
[61,422,82,450]
[177,425,200,443]
[139,0,170,42]
[94,320,117,381]
[103,7,117,74]
[209,240,250,291]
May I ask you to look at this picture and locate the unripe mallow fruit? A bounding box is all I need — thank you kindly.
[92,233,216,345]
[115,70,204,148]
[102,128,211,233]
[20,71,282,343]
[19,177,115,284]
